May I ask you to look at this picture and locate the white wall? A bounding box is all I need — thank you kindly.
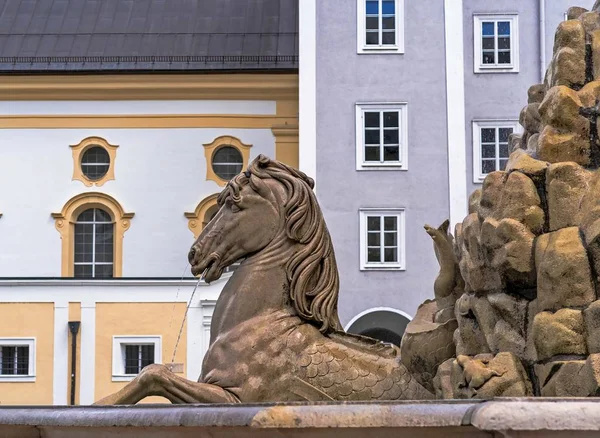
[0,101,276,277]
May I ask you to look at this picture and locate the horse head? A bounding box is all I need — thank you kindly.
[188,154,342,333]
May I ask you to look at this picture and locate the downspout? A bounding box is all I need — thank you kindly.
[68,321,81,406]
[539,0,546,82]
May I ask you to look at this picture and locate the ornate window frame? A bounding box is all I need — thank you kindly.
[203,136,252,186]
[184,194,219,239]
[71,136,118,187]
[51,192,134,277]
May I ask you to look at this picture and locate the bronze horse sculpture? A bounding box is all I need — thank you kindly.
[96,155,434,404]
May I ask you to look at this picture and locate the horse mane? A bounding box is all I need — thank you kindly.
[221,155,343,334]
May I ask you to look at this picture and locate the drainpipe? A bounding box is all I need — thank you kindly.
[539,0,546,82]
[68,321,81,406]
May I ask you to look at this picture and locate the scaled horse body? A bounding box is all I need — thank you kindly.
[96,156,433,404]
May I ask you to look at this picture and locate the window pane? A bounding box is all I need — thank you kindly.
[74,264,93,278]
[95,209,111,222]
[382,0,395,14]
[384,216,397,231]
[383,146,400,161]
[367,232,380,246]
[481,128,495,143]
[367,216,380,231]
[497,21,510,36]
[367,247,381,263]
[500,159,509,171]
[498,51,511,64]
[482,160,496,174]
[482,144,496,159]
[482,22,495,36]
[482,51,495,64]
[1,346,15,375]
[382,17,395,30]
[482,37,495,50]
[382,31,396,45]
[366,0,378,14]
[383,129,399,144]
[141,345,155,368]
[364,112,380,128]
[365,146,380,161]
[383,111,399,127]
[365,129,380,145]
[384,232,397,246]
[95,264,114,278]
[499,143,510,158]
[499,128,513,142]
[366,16,378,30]
[384,248,398,263]
[16,346,28,375]
[366,31,379,45]
[77,209,94,222]
[498,37,510,50]
[124,345,140,374]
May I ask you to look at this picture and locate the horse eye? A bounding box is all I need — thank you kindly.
[230,203,241,213]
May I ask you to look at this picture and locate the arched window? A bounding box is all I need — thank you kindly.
[52,193,134,277]
[74,208,114,278]
[345,307,411,347]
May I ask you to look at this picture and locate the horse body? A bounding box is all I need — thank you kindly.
[94,156,433,405]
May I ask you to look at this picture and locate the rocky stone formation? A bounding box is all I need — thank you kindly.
[406,5,600,399]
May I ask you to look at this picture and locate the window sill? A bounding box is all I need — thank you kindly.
[360,265,406,271]
[0,375,36,382]
[357,164,408,171]
[474,66,519,74]
[112,374,138,382]
[358,47,404,55]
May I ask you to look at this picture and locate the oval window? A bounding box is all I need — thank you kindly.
[212,146,243,180]
[81,146,110,181]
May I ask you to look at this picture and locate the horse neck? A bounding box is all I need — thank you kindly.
[212,233,298,334]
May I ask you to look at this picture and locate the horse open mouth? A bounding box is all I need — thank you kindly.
[191,253,223,283]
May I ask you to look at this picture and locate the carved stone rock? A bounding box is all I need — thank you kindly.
[535,227,595,311]
[547,20,586,88]
[533,309,587,361]
[400,300,457,393]
[504,149,549,182]
[546,162,592,230]
[451,353,532,399]
[583,301,600,354]
[535,360,591,396]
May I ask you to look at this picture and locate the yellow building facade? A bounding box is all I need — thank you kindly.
[0,73,298,405]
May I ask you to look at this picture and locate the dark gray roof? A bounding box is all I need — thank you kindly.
[0,0,298,72]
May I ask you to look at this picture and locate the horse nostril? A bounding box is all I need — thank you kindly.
[188,247,196,263]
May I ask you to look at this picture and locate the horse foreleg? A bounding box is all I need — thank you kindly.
[94,364,240,405]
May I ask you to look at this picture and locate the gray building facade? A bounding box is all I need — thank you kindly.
[300,0,593,342]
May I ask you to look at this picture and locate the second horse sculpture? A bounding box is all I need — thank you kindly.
[96,155,434,404]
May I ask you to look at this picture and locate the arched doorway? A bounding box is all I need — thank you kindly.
[345,307,411,347]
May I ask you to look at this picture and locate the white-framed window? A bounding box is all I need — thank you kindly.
[473,120,520,183]
[357,0,404,54]
[356,103,408,170]
[474,14,519,73]
[112,336,161,382]
[0,338,35,382]
[359,209,406,270]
